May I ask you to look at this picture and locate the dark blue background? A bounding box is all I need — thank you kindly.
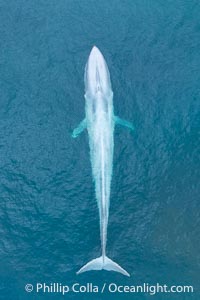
[0,0,199,299]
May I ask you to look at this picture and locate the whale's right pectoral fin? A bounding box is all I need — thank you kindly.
[114,116,134,131]
[72,118,87,138]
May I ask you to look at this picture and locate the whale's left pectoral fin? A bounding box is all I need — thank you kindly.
[114,116,134,131]
[72,118,87,138]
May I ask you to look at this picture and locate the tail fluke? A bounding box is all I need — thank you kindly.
[77,256,130,277]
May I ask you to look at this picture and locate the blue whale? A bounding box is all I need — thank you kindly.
[72,46,134,276]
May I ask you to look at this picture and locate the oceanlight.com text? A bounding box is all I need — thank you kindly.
[25,282,194,295]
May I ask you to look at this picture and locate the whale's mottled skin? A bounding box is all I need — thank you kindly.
[72,46,134,276]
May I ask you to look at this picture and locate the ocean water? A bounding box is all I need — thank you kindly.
[0,0,199,299]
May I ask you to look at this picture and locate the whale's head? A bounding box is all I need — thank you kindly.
[84,46,113,99]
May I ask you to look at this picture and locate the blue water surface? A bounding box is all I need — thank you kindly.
[0,0,199,299]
